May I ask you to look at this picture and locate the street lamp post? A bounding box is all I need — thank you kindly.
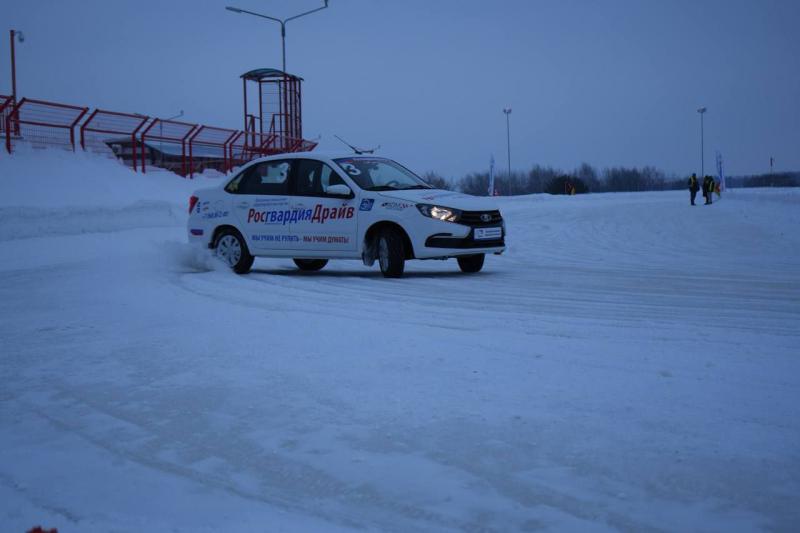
[697,107,707,177]
[9,29,25,105]
[503,108,512,184]
[225,1,329,73]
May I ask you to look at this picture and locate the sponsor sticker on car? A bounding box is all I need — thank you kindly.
[302,235,350,244]
[247,204,355,225]
[251,234,299,243]
[202,210,229,220]
[381,202,412,211]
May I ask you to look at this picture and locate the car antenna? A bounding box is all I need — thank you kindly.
[334,134,380,155]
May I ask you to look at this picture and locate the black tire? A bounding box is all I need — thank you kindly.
[214,228,254,274]
[457,253,485,273]
[378,227,405,278]
[293,258,328,271]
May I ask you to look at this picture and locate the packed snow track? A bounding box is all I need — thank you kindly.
[1,153,798,532]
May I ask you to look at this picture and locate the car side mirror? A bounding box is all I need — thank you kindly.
[326,184,354,198]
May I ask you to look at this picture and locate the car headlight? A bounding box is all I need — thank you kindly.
[416,203,461,222]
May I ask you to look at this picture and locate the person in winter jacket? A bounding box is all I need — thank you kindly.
[703,175,715,205]
[688,173,699,205]
[702,175,709,203]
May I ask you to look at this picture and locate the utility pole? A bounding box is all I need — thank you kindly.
[503,108,512,182]
[697,107,707,177]
[9,30,25,105]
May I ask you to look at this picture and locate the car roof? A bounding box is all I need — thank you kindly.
[221,152,396,185]
[252,151,390,162]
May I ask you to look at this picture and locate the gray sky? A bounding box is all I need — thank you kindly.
[3,0,798,179]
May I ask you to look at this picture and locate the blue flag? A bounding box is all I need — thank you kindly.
[488,155,495,196]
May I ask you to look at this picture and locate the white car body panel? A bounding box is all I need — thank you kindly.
[187,152,505,263]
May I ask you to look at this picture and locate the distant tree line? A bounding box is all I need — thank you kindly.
[455,163,685,196]
[421,171,450,190]
[727,171,799,189]
[423,164,799,195]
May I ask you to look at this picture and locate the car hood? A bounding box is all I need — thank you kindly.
[378,189,500,211]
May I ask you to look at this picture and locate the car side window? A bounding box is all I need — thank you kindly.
[293,159,348,197]
[224,169,247,193]
[229,160,292,195]
[322,165,347,191]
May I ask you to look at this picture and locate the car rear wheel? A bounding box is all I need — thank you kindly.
[457,253,484,273]
[293,259,328,271]
[215,229,254,274]
[378,228,405,278]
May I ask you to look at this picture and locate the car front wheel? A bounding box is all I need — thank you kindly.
[378,228,405,278]
[457,253,484,273]
[293,259,328,271]
[215,229,254,274]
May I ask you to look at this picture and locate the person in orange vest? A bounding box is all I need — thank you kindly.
[688,173,699,205]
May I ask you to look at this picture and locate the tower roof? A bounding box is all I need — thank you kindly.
[240,68,303,82]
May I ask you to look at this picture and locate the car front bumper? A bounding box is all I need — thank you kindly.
[413,221,506,258]
[425,230,505,249]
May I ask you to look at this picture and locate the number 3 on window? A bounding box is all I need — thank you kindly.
[341,163,361,176]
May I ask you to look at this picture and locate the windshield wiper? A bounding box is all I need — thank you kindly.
[364,185,399,191]
[399,185,432,190]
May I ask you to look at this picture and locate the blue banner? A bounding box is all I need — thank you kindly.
[488,155,495,196]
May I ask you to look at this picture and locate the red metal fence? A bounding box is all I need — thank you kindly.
[80,109,149,170]
[4,97,88,153]
[2,95,318,177]
[188,125,238,177]
[140,118,197,176]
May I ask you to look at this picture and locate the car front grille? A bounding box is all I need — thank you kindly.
[459,210,503,227]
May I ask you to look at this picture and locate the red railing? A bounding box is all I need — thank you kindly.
[228,130,278,170]
[5,97,88,153]
[228,131,319,171]
[264,114,317,153]
[140,118,197,176]
[0,95,13,137]
[188,125,239,177]
[283,136,317,153]
[2,95,317,176]
[80,109,149,171]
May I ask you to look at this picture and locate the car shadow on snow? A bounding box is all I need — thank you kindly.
[248,267,487,280]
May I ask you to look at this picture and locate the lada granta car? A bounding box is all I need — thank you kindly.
[187,153,505,278]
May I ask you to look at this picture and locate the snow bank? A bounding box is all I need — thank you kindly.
[0,148,223,240]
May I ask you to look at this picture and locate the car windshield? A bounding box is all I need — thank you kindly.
[333,157,433,191]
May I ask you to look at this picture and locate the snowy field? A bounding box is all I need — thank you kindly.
[1,151,799,532]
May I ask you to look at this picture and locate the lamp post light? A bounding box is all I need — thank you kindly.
[225,1,329,73]
[503,108,512,183]
[697,107,707,177]
[9,29,25,105]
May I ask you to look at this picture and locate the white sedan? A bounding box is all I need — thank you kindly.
[187,153,505,277]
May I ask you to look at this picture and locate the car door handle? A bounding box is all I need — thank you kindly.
[235,201,249,209]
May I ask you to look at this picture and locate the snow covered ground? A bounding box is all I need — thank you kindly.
[1,151,799,532]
